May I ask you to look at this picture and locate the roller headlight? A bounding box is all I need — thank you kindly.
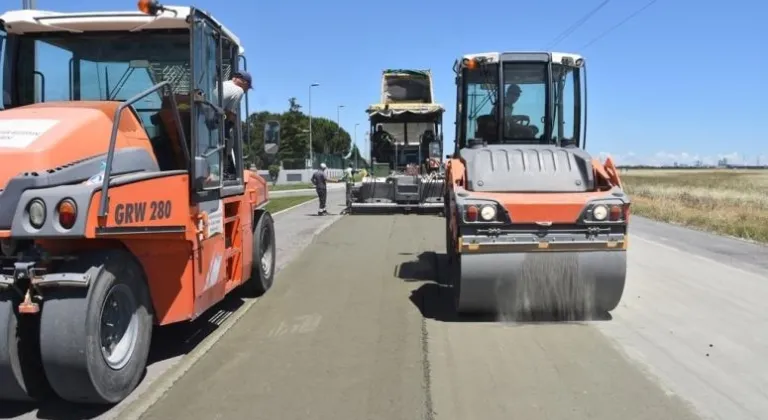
[592,204,608,221]
[480,205,497,221]
[28,199,46,229]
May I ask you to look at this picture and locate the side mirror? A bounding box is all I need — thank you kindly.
[264,120,280,155]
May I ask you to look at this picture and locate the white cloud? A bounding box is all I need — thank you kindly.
[597,151,767,166]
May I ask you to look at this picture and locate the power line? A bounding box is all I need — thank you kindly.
[543,0,612,50]
[579,0,659,50]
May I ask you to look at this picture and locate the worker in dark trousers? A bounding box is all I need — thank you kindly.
[341,165,355,208]
[311,163,328,215]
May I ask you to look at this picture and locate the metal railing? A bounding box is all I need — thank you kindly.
[98,80,189,218]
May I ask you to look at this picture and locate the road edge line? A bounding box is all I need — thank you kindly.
[113,198,341,420]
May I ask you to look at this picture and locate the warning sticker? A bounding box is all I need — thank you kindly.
[0,119,60,149]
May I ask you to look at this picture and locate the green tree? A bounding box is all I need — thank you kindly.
[243,97,353,169]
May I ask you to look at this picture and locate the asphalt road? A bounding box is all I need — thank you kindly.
[130,213,768,420]
[0,190,347,420]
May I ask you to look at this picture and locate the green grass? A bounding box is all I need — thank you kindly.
[265,195,316,214]
[622,169,768,243]
[268,183,314,191]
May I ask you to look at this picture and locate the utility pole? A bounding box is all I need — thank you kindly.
[335,104,344,156]
[336,105,345,138]
[22,0,36,9]
[354,123,360,169]
[308,83,319,169]
[365,131,370,169]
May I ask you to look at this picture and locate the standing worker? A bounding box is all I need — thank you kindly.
[341,165,355,208]
[210,71,252,181]
[311,163,329,215]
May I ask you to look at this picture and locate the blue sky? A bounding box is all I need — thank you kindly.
[16,0,768,165]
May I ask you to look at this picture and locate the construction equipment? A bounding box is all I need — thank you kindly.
[348,69,445,214]
[0,0,277,405]
[444,52,629,316]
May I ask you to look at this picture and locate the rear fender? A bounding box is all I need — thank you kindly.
[445,157,466,190]
[602,156,623,188]
[244,169,269,207]
[592,155,623,189]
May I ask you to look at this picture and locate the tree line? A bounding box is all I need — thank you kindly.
[244,97,367,169]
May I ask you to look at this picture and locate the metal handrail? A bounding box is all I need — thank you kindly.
[98,80,189,218]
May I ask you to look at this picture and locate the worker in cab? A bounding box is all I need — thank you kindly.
[372,125,396,169]
[502,83,540,139]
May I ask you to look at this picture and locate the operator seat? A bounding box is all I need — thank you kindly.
[475,109,497,142]
[153,94,192,171]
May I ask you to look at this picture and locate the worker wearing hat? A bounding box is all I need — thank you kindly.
[502,83,539,138]
[221,71,252,124]
[503,83,521,115]
[311,163,329,215]
[218,71,252,180]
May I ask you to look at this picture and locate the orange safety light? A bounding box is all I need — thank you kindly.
[57,199,78,230]
[464,58,478,70]
[137,0,162,15]
[465,205,478,222]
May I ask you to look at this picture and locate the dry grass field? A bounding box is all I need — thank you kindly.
[621,169,768,243]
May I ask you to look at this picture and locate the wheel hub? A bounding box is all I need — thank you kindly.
[99,284,139,370]
[260,223,273,277]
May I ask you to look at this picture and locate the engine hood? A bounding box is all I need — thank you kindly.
[459,144,595,193]
[0,101,148,189]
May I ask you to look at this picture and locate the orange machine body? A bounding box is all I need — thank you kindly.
[0,101,268,326]
[444,154,629,238]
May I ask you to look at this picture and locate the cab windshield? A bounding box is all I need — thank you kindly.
[2,32,189,135]
[371,121,440,170]
[462,61,580,147]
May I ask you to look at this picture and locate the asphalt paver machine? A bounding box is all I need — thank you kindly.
[348,69,445,214]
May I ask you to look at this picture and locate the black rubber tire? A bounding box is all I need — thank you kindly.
[444,199,455,264]
[450,253,464,314]
[242,211,276,297]
[39,249,154,404]
[0,293,50,402]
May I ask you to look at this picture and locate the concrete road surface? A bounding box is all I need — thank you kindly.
[131,214,768,420]
[0,190,347,420]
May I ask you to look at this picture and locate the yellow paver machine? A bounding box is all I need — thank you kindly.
[348,69,446,214]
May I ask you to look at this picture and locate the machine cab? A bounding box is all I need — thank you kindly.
[453,52,587,152]
[367,69,445,176]
[0,1,253,200]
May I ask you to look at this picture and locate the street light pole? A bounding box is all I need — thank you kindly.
[354,123,360,169]
[335,104,345,157]
[336,104,345,139]
[308,83,319,169]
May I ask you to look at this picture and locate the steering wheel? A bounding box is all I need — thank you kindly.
[504,115,539,138]
[508,115,530,126]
